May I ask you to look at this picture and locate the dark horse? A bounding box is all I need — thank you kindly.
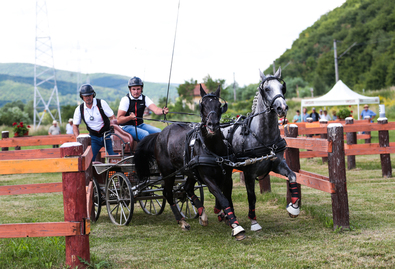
[222,67,300,232]
[135,85,246,240]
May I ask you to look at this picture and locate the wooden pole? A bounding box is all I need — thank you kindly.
[377,118,392,178]
[319,119,328,163]
[345,117,356,170]
[1,131,9,151]
[60,142,90,268]
[77,134,95,222]
[284,124,301,205]
[327,124,349,230]
[258,174,271,193]
[364,116,371,143]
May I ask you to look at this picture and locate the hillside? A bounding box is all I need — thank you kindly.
[265,0,395,97]
[0,63,179,107]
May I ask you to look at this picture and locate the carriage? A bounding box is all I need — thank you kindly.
[91,120,205,226]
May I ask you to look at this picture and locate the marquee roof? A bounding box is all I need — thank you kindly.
[301,80,379,107]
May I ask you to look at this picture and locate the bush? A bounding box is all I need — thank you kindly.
[337,108,351,119]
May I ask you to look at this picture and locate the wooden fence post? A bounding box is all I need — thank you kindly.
[319,119,328,163]
[1,131,9,151]
[345,117,356,170]
[327,124,349,230]
[258,174,271,193]
[377,117,392,178]
[77,134,95,222]
[364,116,371,143]
[284,124,301,205]
[60,142,90,268]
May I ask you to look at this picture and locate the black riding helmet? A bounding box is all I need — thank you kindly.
[79,84,96,99]
[128,77,144,90]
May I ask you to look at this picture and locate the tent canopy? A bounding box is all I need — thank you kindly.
[301,80,379,107]
[301,80,379,120]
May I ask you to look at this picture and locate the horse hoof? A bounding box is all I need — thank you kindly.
[231,225,245,240]
[179,220,191,231]
[234,231,246,241]
[199,217,208,226]
[251,222,262,232]
[286,200,300,218]
[217,212,225,222]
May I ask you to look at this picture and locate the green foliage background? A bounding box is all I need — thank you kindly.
[266,0,395,96]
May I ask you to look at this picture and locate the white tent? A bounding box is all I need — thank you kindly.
[301,80,380,120]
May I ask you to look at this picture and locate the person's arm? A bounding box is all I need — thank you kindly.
[148,104,169,115]
[109,115,115,120]
[117,109,135,124]
[48,127,52,135]
[73,124,79,137]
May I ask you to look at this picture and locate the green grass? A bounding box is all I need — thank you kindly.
[0,153,395,268]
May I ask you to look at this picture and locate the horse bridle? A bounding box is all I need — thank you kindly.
[199,94,228,126]
[258,76,286,112]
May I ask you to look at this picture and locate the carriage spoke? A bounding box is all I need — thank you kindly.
[106,172,134,225]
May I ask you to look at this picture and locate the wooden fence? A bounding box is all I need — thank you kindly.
[262,118,394,229]
[0,133,92,268]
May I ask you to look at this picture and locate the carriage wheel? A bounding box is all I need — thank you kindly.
[92,176,102,222]
[105,172,134,225]
[174,181,204,219]
[139,184,166,215]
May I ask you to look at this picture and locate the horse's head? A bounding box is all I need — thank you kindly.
[199,84,227,135]
[258,67,288,117]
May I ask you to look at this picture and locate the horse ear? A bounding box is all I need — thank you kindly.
[259,69,266,81]
[274,66,282,78]
[215,85,221,97]
[200,84,207,97]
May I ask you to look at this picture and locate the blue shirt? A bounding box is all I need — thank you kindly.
[293,114,301,123]
[361,109,376,122]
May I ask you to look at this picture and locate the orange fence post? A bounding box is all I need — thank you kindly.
[60,142,90,268]
[378,118,392,178]
[327,124,349,230]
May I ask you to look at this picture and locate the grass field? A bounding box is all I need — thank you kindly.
[0,148,394,268]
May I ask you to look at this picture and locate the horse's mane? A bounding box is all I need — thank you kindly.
[251,89,259,114]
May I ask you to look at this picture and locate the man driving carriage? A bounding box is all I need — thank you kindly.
[73,84,116,161]
[117,76,169,141]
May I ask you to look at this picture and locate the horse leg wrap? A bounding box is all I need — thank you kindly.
[289,182,299,204]
[214,207,225,222]
[248,208,256,220]
[224,207,239,227]
[190,195,203,209]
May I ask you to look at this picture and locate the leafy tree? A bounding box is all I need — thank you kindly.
[177,79,197,105]
[61,104,77,123]
[202,75,226,92]
[0,106,30,126]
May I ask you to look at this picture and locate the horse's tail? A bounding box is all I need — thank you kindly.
[134,133,159,183]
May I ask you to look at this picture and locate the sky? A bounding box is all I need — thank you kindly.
[0,0,347,87]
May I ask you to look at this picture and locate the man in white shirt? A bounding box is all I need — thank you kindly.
[321,110,331,121]
[66,118,74,134]
[117,77,169,141]
[73,84,116,161]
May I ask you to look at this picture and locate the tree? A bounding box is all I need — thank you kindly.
[0,106,30,126]
[177,79,197,105]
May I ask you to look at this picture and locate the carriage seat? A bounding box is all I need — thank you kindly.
[107,119,137,156]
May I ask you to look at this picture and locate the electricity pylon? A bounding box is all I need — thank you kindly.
[33,0,61,129]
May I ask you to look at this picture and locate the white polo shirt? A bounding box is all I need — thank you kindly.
[73,98,114,132]
[118,93,154,112]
